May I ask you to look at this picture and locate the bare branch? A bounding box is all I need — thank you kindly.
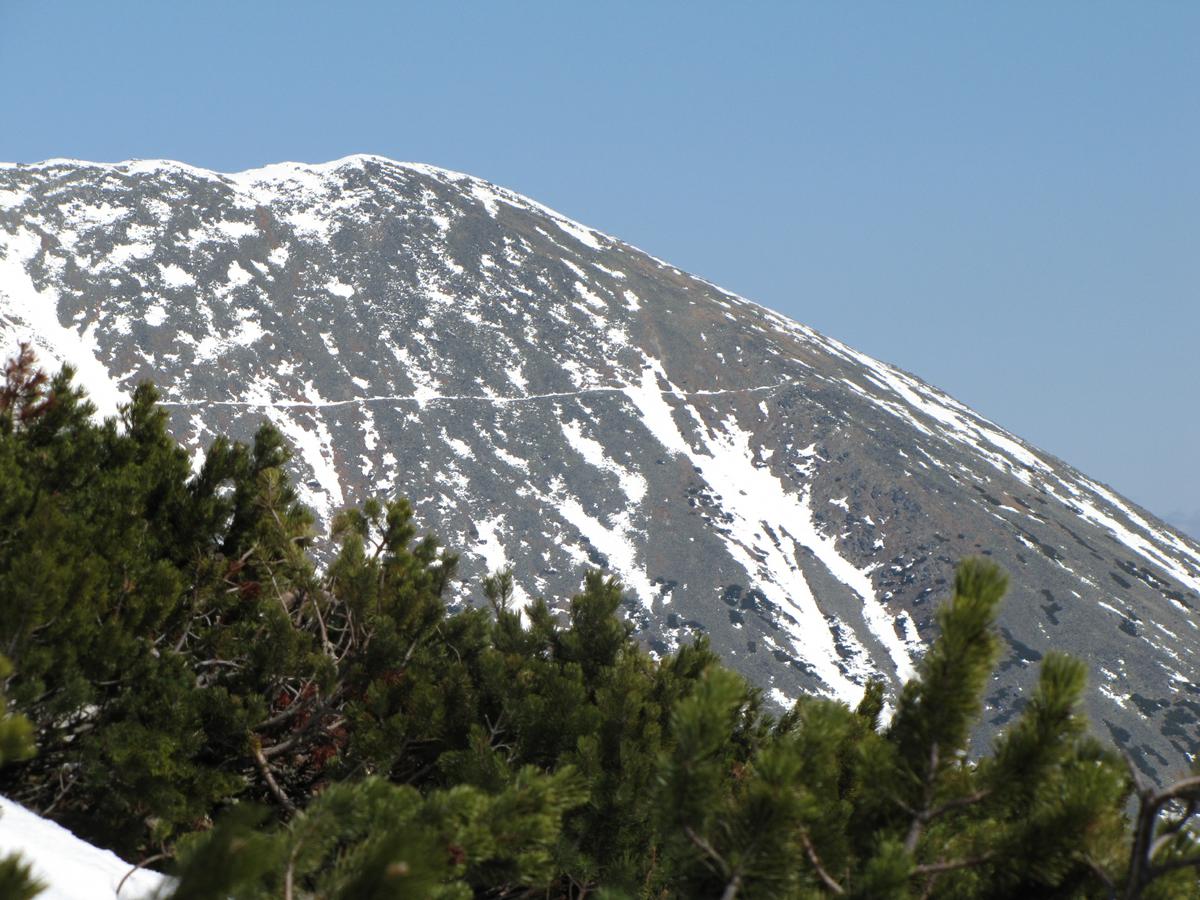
[283,835,306,900]
[923,789,991,823]
[40,765,80,817]
[1149,799,1197,859]
[905,742,940,854]
[1122,749,1151,798]
[195,658,242,670]
[1154,777,1200,807]
[684,826,731,880]
[1123,758,1161,899]
[719,873,743,900]
[116,852,170,896]
[1147,852,1200,879]
[800,830,845,895]
[252,739,297,815]
[303,588,334,656]
[913,852,994,876]
[262,716,344,760]
[1083,854,1117,900]
[255,684,318,731]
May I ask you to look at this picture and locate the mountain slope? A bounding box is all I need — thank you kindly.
[1,155,1198,778]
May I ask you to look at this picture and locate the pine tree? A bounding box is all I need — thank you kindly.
[6,345,1200,898]
[169,769,587,898]
[0,349,326,852]
[649,559,1176,899]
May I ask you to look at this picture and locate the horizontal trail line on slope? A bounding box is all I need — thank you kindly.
[157,380,791,410]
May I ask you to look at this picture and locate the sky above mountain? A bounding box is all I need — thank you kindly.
[1,0,1196,532]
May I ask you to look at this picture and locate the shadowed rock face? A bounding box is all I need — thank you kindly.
[3,155,1198,779]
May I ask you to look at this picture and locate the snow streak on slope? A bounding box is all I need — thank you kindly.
[812,333,1200,601]
[0,229,128,417]
[669,273,1200,607]
[623,358,917,702]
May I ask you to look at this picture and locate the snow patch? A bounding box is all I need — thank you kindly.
[554,486,656,610]
[561,419,647,504]
[473,515,532,612]
[0,795,168,899]
[0,229,129,417]
[325,278,354,299]
[226,260,253,287]
[158,262,194,288]
[143,302,168,327]
[622,358,918,701]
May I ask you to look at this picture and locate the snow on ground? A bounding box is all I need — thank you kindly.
[0,796,168,900]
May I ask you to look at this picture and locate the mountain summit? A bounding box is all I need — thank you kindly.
[2,155,1197,777]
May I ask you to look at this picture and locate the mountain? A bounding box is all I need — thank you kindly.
[1,155,1198,779]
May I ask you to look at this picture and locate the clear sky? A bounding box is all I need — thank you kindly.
[2,1,1197,534]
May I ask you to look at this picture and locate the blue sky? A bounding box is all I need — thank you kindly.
[2,1,1197,532]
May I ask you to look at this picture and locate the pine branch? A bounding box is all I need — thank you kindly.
[800,829,845,895]
[116,852,170,897]
[684,826,732,881]
[1147,852,1200,879]
[912,852,994,876]
[1149,799,1196,859]
[719,873,743,900]
[1121,751,1200,900]
[1083,854,1117,900]
[904,741,940,854]
[923,788,990,822]
[252,738,297,815]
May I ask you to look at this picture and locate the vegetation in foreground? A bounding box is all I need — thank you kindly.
[0,344,1198,899]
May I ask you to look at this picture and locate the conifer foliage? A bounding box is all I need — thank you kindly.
[0,346,1199,899]
[0,654,42,900]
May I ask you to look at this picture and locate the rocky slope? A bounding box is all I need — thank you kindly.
[2,155,1198,778]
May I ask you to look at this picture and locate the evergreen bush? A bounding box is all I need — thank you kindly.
[0,345,1198,898]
